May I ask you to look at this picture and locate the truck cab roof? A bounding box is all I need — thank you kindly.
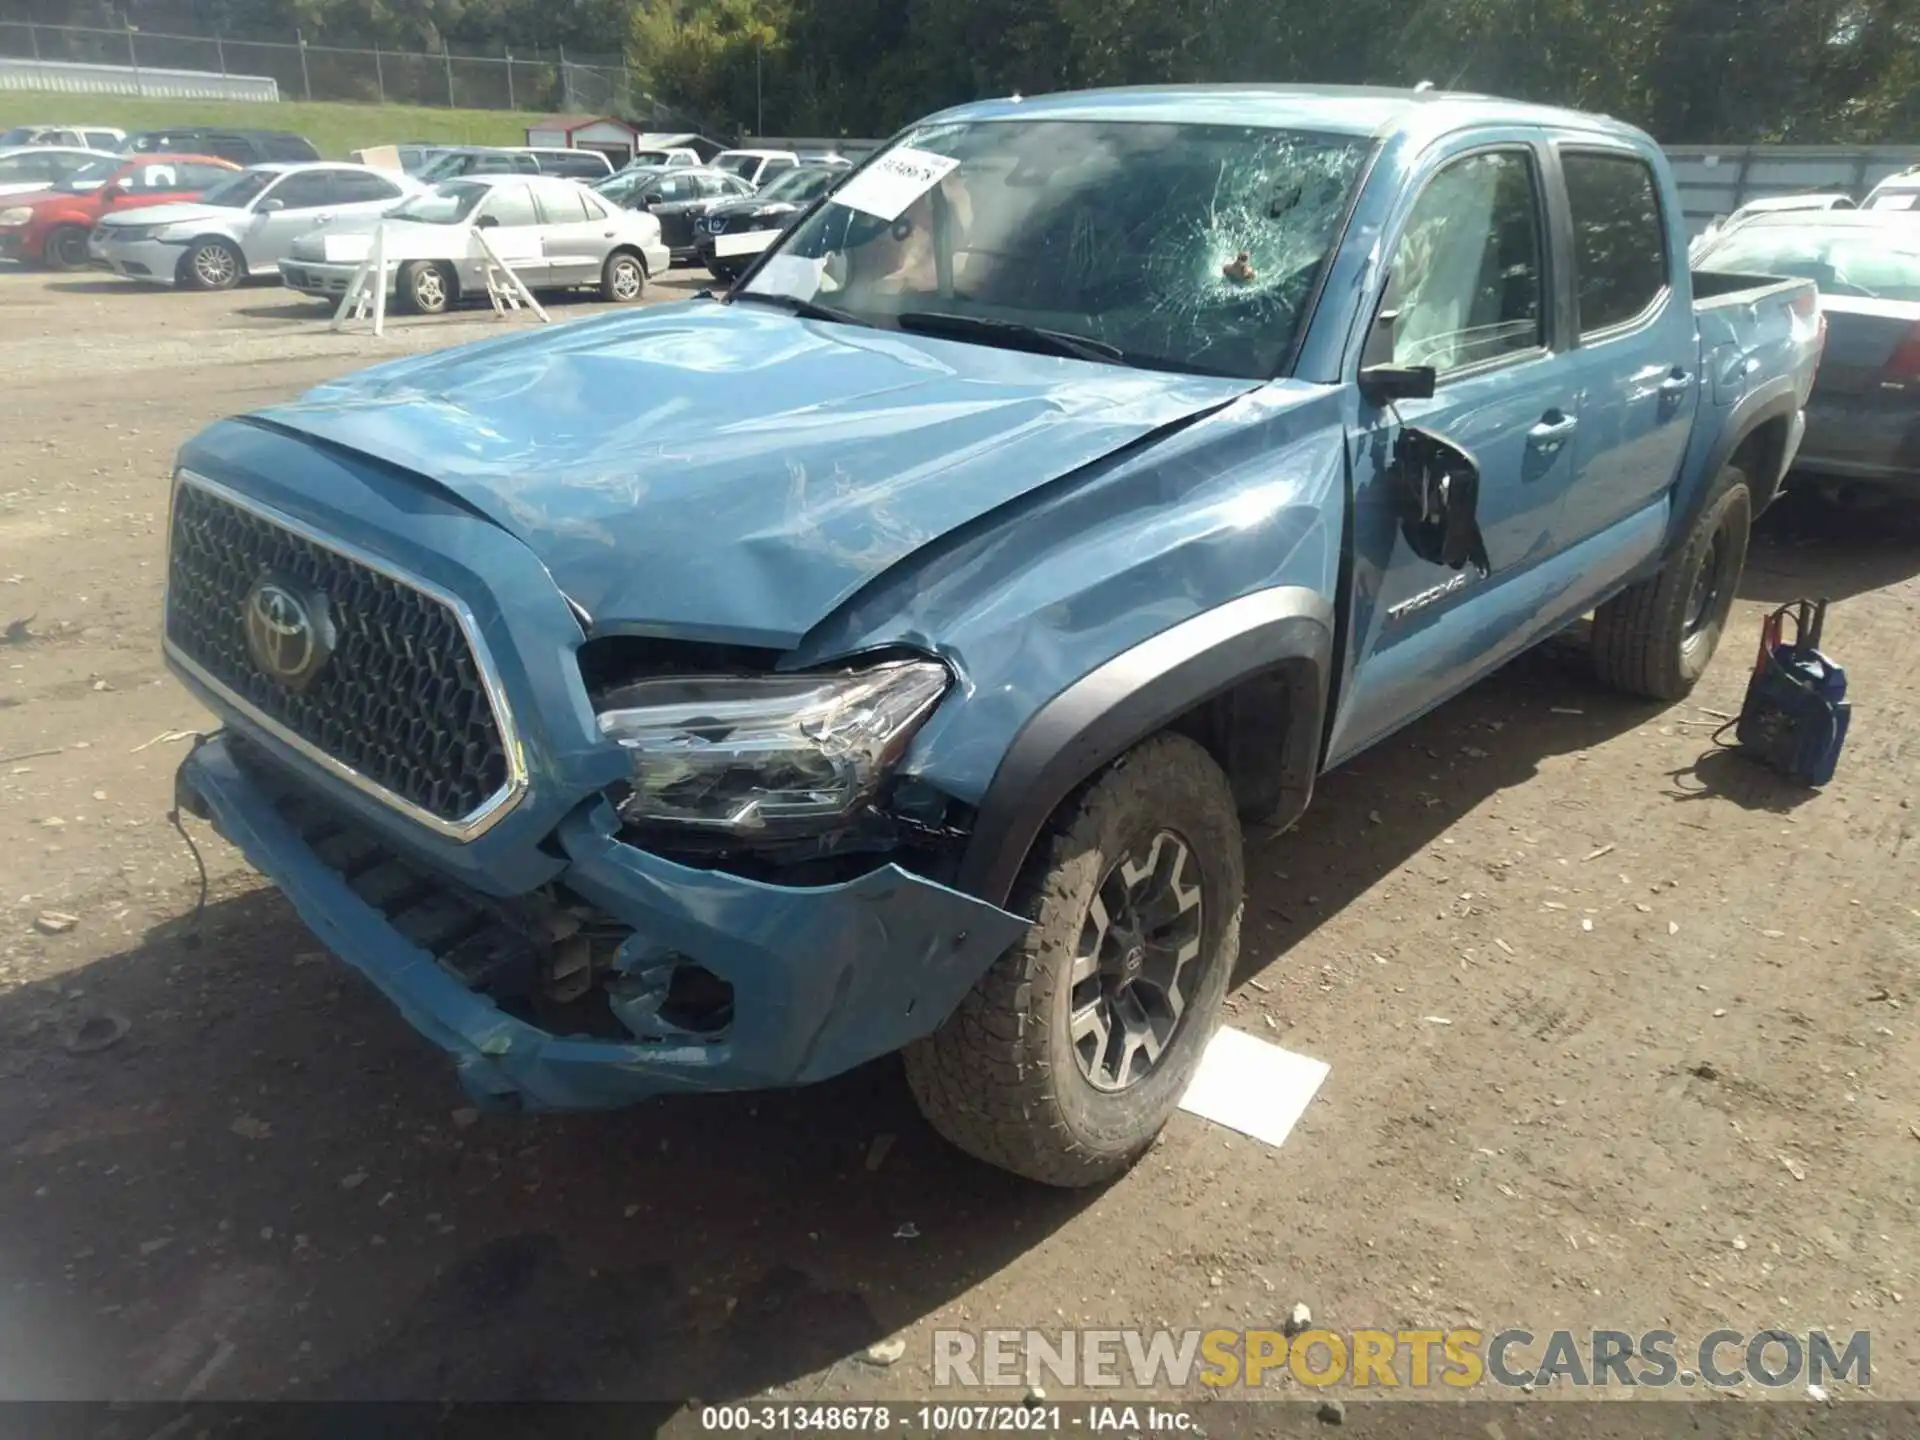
[927,83,1650,145]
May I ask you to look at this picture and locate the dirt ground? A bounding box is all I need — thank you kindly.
[0,263,1915,1422]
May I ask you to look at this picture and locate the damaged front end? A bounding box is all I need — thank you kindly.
[177,730,1028,1110]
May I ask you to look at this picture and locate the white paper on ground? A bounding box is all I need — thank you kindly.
[1177,1026,1330,1150]
[714,228,776,258]
[830,145,960,221]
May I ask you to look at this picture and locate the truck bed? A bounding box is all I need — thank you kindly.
[1690,268,1814,305]
[1683,266,1823,511]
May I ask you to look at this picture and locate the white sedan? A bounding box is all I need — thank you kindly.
[276,174,669,311]
[89,162,420,289]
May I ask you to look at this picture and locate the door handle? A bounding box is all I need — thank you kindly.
[1527,412,1578,450]
[1659,370,1694,396]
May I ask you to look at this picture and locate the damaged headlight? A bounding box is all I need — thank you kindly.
[595,659,950,836]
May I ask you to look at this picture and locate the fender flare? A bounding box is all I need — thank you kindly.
[1685,377,1801,531]
[953,586,1334,907]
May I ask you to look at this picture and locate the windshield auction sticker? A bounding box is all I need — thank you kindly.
[831,146,961,221]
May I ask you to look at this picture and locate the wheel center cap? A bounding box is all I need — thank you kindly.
[1121,945,1145,978]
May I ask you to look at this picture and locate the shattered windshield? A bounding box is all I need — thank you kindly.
[736,119,1370,378]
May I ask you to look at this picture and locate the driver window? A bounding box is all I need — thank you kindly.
[1387,150,1544,377]
[134,164,177,191]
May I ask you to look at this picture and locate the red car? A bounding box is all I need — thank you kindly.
[0,153,238,270]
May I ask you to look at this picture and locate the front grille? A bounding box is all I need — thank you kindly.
[165,478,513,829]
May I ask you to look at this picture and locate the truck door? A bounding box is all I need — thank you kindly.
[1549,145,1696,545]
[1328,139,1584,763]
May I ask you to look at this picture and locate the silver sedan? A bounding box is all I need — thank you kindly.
[277,174,670,311]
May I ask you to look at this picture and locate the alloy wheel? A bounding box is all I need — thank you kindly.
[1068,830,1206,1092]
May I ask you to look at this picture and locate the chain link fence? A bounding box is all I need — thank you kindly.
[0,19,640,115]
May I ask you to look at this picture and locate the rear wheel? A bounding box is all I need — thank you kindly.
[904,733,1243,1187]
[399,260,453,314]
[600,250,646,303]
[43,224,90,272]
[1592,463,1752,700]
[182,237,242,291]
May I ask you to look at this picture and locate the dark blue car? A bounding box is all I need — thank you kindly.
[165,85,1821,1186]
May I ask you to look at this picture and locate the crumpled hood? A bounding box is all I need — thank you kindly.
[256,301,1255,646]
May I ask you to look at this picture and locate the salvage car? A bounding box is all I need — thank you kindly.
[1695,208,1920,495]
[91,162,417,290]
[0,123,127,151]
[0,153,236,269]
[1864,167,1920,211]
[621,145,703,170]
[124,128,320,165]
[598,164,754,262]
[1687,192,1856,262]
[165,86,1822,1187]
[694,164,843,280]
[277,175,668,311]
[419,147,613,182]
[712,148,801,188]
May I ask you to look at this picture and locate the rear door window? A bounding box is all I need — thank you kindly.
[1562,151,1669,335]
[85,131,121,150]
[479,185,541,228]
[332,171,403,204]
[531,181,592,224]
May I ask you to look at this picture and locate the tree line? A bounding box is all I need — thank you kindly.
[27,0,1920,143]
[630,0,1920,144]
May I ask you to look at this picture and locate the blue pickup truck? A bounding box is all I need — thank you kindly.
[166,86,1822,1186]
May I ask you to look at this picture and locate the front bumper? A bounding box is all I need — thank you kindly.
[177,732,1027,1111]
[279,257,386,299]
[96,235,185,284]
[0,230,26,261]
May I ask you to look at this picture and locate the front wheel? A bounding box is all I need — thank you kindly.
[182,237,243,291]
[44,224,91,272]
[398,260,452,314]
[904,733,1243,1187]
[1592,463,1752,700]
[600,250,646,303]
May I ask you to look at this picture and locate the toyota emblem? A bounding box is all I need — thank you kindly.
[243,575,335,690]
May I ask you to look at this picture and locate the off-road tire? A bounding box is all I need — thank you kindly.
[44,224,90,272]
[600,249,646,303]
[399,260,453,314]
[181,237,243,291]
[903,733,1244,1187]
[1592,463,1752,700]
